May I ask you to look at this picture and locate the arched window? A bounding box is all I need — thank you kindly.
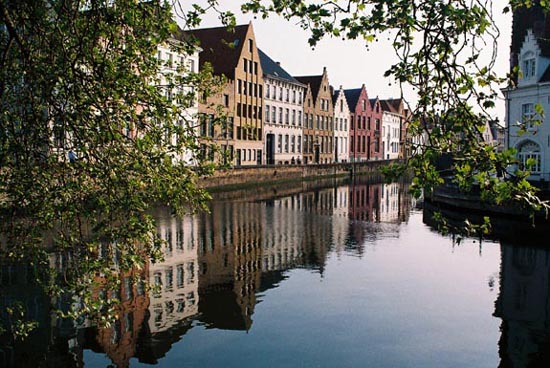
[522,51,536,79]
[518,140,541,173]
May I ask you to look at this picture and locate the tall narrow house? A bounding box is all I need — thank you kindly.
[344,85,373,162]
[332,86,351,163]
[380,98,405,160]
[296,68,334,164]
[504,4,550,181]
[188,22,264,166]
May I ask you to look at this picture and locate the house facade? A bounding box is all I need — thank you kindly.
[504,11,550,180]
[259,49,306,165]
[156,35,200,164]
[296,68,334,164]
[332,86,350,163]
[344,85,372,162]
[189,23,264,166]
[380,98,405,160]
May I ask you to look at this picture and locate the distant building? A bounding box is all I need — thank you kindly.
[188,22,264,166]
[369,97,384,160]
[380,99,405,160]
[296,68,335,164]
[156,32,200,164]
[332,86,351,163]
[344,85,378,161]
[503,5,550,180]
[344,86,368,162]
[259,49,306,165]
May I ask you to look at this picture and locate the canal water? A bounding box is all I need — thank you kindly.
[1,179,548,367]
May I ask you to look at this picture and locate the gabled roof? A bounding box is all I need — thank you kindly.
[512,4,550,58]
[186,24,250,79]
[369,97,380,109]
[540,64,550,82]
[331,86,338,105]
[380,98,404,114]
[258,49,302,85]
[295,75,323,100]
[343,88,362,109]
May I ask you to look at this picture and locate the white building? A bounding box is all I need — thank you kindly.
[149,210,200,334]
[504,28,550,181]
[379,183,401,223]
[156,33,200,164]
[259,49,306,165]
[262,195,304,271]
[332,86,350,163]
[380,99,404,160]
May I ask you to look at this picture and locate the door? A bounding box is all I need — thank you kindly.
[266,134,275,165]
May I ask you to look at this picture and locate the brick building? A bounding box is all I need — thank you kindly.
[296,68,334,164]
[188,22,264,166]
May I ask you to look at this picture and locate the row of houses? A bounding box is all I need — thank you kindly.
[163,22,411,167]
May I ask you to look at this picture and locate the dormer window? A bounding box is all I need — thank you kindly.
[522,51,536,79]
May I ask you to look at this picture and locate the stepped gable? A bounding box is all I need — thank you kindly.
[295,75,323,100]
[186,24,249,79]
[511,4,550,82]
[258,48,301,83]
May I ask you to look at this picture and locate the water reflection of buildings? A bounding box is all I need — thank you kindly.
[134,211,200,364]
[495,243,550,367]
[1,182,414,367]
[197,201,263,331]
[263,195,305,272]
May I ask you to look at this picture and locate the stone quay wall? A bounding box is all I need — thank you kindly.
[199,160,396,190]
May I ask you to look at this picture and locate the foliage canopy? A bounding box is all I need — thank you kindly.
[1,0,549,339]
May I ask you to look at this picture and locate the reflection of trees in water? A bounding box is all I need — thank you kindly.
[495,243,550,368]
[1,181,413,367]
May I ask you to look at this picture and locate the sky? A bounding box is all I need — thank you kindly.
[176,1,513,122]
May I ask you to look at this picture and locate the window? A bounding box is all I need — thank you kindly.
[279,107,283,122]
[190,59,195,73]
[266,85,270,99]
[292,90,296,103]
[522,52,536,79]
[272,106,276,123]
[298,135,302,153]
[223,94,229,107]
[167,53,173,68]
[298,111,302,126]
[362,100,366,111]
[254,62,258,75]
[522,103,536,128]
[243,58,247,72]
[518,141,541,173]
[291,135,296,153]
[292,110,296,125]
[285,135,289,153]
[278,134,283,153]
[285,108,289,124]
[248,39,253,52]
[265,105,270,122]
